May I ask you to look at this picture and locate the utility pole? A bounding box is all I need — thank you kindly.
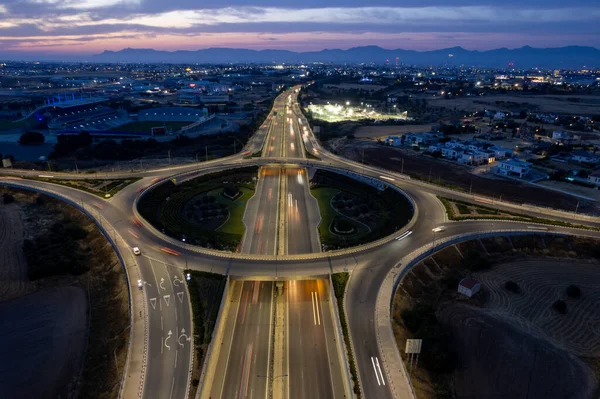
[361,147,365,174]
[205,146,208,162]
[74,157,79,174]
[575,200,580,213]
[168,150,171,165]
[469,178,473,196]
[139,159,143,170]
[401,158,404,175]
[428,167,432,183]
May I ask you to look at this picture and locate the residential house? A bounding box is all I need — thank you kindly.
[490,146,513,159]
[588,171,600,186]
[496,158,532,178]
[385,135,402,146]
[493,112,506,120]
[571,150,599,164]
[458,278,481,297]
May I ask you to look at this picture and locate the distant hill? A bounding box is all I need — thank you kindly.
[88,46,600,68]
[2,45,600,68]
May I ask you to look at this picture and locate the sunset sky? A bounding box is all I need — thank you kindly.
[0,0,599,55]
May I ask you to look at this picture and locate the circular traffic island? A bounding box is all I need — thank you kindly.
[137,166,258,251]
[310,168,414,250]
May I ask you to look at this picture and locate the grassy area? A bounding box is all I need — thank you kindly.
[311,186,341,242]
[438,196,598,230]
[109,121,190,133]
[137,167,258,251]
[212,187,254,235]
[184,270,226,398]
[331,272,361,398]
[17,176,142,198]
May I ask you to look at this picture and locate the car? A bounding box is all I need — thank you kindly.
[133,247,141,255]
[137,279,143,289]
[186,273,191,281]
[432,226,446,233]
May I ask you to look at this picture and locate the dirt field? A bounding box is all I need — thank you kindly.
[339,141,600,215]
[438,303,597,399]
[0,286,88,399]
[427,94,600,115]
[0,188,130,399]
[393,236,600,399]
[354,124,437,139]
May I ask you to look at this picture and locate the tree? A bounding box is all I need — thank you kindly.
[566,285,581,299]
[19,131,45,145]
[2,193,15,204]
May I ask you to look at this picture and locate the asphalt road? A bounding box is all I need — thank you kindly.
[284,167,321,255]
[288,279,346,399]
[214,280,274,399]
[241,167,281,255]
[140,255,192,399]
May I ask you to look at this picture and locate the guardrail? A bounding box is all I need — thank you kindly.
[0,181,141,399]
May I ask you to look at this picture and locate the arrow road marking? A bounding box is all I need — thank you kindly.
[178,328,191,347]
[163,294,171,307]
[160,278,166,291]
[173,277,181,287]
[177,292,184,303]
[150,298,157,310]
[165,330,172,351]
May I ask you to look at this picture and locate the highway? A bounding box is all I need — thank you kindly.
[3,86,600,399]
[288,279,346,399]
[209,280,274,399]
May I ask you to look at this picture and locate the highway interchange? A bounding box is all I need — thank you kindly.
[2,86,600,399]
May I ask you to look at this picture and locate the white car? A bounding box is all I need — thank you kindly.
[137,279,143,289]
[133,247,141,255]
[432,226,447,233]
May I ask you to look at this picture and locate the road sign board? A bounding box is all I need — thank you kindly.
[405,339,422,354]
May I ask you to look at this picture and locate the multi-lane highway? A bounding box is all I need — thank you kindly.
[3,86,600,399]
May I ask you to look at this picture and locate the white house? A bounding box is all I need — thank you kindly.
[588,171,600,186]
[497,158,532,178]
[385,135,402,146]
[459,151,489,165]
[493,112,506,120]
[458,277,481,297]
[490,146,513,159]
[445,140,466,150]
[571,150,599,164]
[441,148,460,159]
[552,131,570,140]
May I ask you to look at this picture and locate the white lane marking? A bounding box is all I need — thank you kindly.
[161,337,164,354]
[313,291,321,325]
[149,261,163,311]
[169,376,175,399]
[376,356,386,386]
[174,350,178,369]
[311,292,317,325]
[163,294,171,307]
[371,357,381,386]
[161,316,163,331]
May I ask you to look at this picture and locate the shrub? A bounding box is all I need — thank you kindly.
[19,131,45,145]
[552,299,567,314]
[566,285,581,299]
[2,193,15,204]
[504,280,521,294]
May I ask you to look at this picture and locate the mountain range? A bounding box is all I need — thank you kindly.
[2,46,600,68]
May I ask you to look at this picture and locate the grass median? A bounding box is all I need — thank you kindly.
[331,272,362,398]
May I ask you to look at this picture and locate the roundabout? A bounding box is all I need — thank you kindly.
[2,86,600,399]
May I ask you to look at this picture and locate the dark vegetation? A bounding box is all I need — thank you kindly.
[505,280,522,294]
[19,131,45,145]
[552,299,568,314]
[137,167,257,250]
[331,272,361,397]
[566,284,582,299]
[400,304,458,374]
[49,130,249,162]
[184,270,226,399]
[23,221,89,280]
[312,169,413,249]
